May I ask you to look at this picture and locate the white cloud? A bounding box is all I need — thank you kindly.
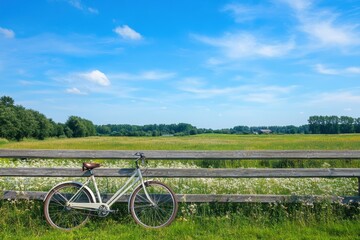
[114,25,142,40]
[315,64,360,75]
[0,27,15,38]
[109,70,176,81]
[301,20,358,46]
[194,33,294,59]
[66,0,98,14]
[79,70,110,86]
[278,0,312,11]
[315,64,339,75]
[280,0,359,47]
[346,67,360,74]
[312,91,360,104]
[66,87,86,95]
[222,3,262,23]
[178,79,296,103]
[140,71,175,80]
[87,7,99,14]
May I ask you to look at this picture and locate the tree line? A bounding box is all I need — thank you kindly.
[1,96,360,141]
[308,115,360,134]
[0,96,96,140]
[96,123,200,136]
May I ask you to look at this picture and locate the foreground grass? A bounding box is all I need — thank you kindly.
[2,219,359,240]
[1,134,360,150]
[0,201,359,240]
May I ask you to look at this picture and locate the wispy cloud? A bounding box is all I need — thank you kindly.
[301,20,359,46]
[66,87,86,95]
[315,64,339,75]
[278,0,312,11]
[0,27,15,38]
[193,33,295,59]
[310,90,360,104]
[65,0,99,14]
[315,64,360,75]
[178,78,297,103]
[0,33,122,57]
[109,70,176,81]
[280,0,359,47]
[221,3,267,23]
[114,25,143,40]
[346,67,360,74]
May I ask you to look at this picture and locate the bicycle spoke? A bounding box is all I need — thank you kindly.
[130,181,177,228]
[44,183,92,230]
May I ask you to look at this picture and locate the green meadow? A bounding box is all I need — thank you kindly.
[1,134,360,150]
[0,134,360,239]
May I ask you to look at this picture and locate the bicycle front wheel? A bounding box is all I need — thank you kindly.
[130,180,178,228]
[44,182,93,231]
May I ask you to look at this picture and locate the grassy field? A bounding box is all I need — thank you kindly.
[1,134,360,150]
[1,134,360,239]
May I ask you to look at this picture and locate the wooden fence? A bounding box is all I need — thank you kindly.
[1,150,360,203]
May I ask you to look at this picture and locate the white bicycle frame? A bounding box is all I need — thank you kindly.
[61,166,155,211]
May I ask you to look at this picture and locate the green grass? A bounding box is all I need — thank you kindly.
[2,218,360,240]
[0,201,359,240]
[1,134,360,150]
[0,138,8,145]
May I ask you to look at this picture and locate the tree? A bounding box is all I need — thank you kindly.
[355,118,360,133]
[0,105,20,140]
[65,116,96,138]
[15,106,37,140]
[339,116,354,133]
[30,110,53,140]
[0,96,15,106]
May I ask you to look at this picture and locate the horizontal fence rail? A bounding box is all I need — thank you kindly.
[1,149,360,203]
[1,167,360,178]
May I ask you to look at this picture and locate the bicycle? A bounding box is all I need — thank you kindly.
[43,152,178,230]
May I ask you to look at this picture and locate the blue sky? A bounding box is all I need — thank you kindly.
[1,0,359,128]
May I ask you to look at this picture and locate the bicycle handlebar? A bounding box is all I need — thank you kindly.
[134,152,146,167]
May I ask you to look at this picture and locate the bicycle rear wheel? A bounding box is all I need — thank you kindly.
[129,180,178,228]
[44,182,93,231]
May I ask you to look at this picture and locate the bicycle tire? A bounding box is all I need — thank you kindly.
[44,182,93,231]
[129,180,178,228]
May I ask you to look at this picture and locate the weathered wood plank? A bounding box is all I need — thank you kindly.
[1,150,360,159]
[1,167,360,178]
[2,190,359,203]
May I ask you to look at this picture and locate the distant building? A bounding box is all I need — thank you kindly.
[259,129,272,134]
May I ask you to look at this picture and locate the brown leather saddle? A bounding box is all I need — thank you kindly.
[82,162,100,171]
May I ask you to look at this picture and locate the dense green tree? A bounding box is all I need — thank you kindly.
[65,116,96,138]
[355,118,360,133]
[339,116,354,133]
[15,106,37,140]
[0,96,15,106]
[308,115,358,134]
[30,110,53,140]
[0,105,20,140]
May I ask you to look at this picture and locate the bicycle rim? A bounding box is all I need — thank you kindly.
[44,183,92,230]
[130,181,178,228]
